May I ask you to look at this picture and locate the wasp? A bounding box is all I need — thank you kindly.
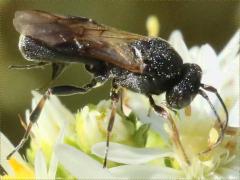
[8,10,228,167]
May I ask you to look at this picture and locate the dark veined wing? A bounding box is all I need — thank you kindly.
[13,10,148,73]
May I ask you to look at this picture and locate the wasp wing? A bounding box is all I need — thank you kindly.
[13,10,147,73]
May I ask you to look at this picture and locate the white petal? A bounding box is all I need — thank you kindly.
[48,122,66,178]
[196,44,218,67]
[55,144,113,178]
[220,53,239,102]
[34,149,48,179]
[110,165,183,178]
[198,44,221,89]
[218,30,240,64]
[228,100,240,127]
[92,142,173,164]
[47,152,58,179]
[168,30,191,63]
[0,132,25,175]
[189,46,200,59]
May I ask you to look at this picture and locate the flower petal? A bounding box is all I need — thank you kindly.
[189,46,200,59]
[220,53,239,104]
[198,44,221,89]
[55,144,113,178]
[34,149,48,179]
[196,44,218,68]
[92,142,173,164]
[229,100,240,127]
[109,165,183,178]
[218,30,240,64]
[168,30,191,63]
[48,122,66,178]
[0,132,25,175]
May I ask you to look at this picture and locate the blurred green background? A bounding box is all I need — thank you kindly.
[0,0,239,146]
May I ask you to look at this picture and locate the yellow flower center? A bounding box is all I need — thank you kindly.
[1,158,34,179]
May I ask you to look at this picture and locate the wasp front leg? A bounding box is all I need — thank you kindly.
[148,95,190,165]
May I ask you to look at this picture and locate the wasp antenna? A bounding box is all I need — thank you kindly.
[200,83,228,130]
[198,89,225,154]
[8,62,49,70]
[7,92,50,160]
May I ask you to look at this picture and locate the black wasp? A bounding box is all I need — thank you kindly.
[8,10,228,167]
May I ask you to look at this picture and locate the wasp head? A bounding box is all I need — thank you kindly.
[166,63,202,109]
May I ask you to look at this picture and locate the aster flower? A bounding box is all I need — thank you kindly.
[7,91,74,178]
[16,91,149,177]
[0,132,59,179]
[3,15,239,179]
[91,25,240,179]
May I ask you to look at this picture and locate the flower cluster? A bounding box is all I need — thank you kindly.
[1,16,239,179]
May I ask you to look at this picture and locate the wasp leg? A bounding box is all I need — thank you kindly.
[37,63,69,92]
[8,62,49,69]
[198,89,225,154]
[103,82,120,168]
[148,95,190,165]
[7,78,103,160]
[7,91,49,159]
[51,63,68,81]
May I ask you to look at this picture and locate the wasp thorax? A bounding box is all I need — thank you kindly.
[166,63,202,109]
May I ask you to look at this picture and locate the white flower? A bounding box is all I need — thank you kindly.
[0,131,58,179]
[92,30,240,179]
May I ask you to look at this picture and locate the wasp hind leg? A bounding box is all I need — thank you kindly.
[7,78,104,160]
[37,63,69,92]
[103,81,120,168]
